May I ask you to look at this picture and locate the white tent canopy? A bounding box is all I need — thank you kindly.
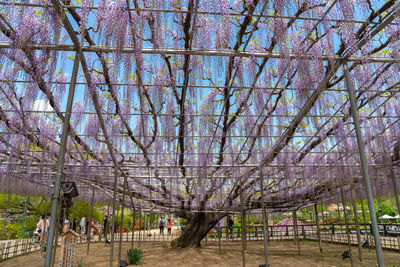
[379,214,395,219]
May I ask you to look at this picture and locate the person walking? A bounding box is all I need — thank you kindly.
[36,214,49,242]
[103,215,109,241]
[80,216,86,236]
[35,215,43,242]
[159,217,165,235]
[167,219,172,235]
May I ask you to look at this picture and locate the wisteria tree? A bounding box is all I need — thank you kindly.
[0,0,400,248]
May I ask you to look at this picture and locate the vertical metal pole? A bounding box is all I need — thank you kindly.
[145,213,147,238]
[320,203,325,226]
[344,63,385,267]
[87,187,95,255]
[44,53,80,267]
[20,196,29,239]
[351,188,363,262]
[292,210,300,255]
[138,209,142,246]
[109,170,119,267]
[336,200,342,232]
[1,193,11,239]
[101,209,105,242]
[51,200,62,267]
[260,169,269,266]
[218,211,221,254]
[126,212,129,243]
[118,181,126,264]
[226,215,229,241]
[240,184,246,267]
[41,192,50,256]
[71,199,76,229]
[117,206,122,240]
[359,195,371,252]
[117,205,120,237]
[314,204,323,253]
[340,187,354,267]
[131,210,135,249]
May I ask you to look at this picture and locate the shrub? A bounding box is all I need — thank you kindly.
[126,248,143,265]
[4,223,21,240]
[179,218,188,226]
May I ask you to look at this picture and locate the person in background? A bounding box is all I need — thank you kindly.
[85,216,89,235]
[46,213,51,235]
[103,215,108,234]
[80,216,86,235]
[163,217,167,229]
[63,216,70,233]
[90,220,99,235]
[228,216,234,239]
[159,217,165,235]
[35,215,43,240]
[36,214,49,242]
[103,215,109,242]
[167,219,172,235]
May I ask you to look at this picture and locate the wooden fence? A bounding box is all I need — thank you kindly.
[1,224,399,262]
[0,238,41,262]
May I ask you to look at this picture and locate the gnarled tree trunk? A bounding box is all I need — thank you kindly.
[171,212,220,248]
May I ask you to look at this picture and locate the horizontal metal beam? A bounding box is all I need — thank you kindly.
[0,162,389,168]
[0,1,391,26]
[9,173,388,180]
[0,109,398,119]
[0,132,360,138]
[0,42,397,63]
[2,79,399,94]
[0,149,392,155]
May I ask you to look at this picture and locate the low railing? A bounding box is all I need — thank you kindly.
[213,223,400,238]
[1,223,399,262]
[208,223,400,251]
[0,238,41,262]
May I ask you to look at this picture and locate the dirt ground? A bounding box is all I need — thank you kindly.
[2,240,400,267]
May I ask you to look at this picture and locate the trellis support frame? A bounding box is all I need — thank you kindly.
[259,168,269,266]
[344,62,385,267]
[44,53,80,267]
